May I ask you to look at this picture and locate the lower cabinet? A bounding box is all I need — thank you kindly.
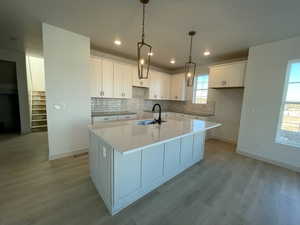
[89,131,205,215]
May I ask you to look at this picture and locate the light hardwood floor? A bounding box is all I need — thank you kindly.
[0,133,299,225]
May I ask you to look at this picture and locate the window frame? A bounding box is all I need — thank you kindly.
[276,59,300,148]
[192,74,209,104]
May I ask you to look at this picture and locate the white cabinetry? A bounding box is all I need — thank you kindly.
[149,70,161,99]
[209,61,247,88]
[89,57,114,98]
[160,73,170,99]
[102,58,115,97]
[114,62,132,99]
[90,56,132,98]
[149,70,171,100]
[170,73,186,101]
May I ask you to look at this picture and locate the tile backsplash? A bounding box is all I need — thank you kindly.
[91,87,215,115]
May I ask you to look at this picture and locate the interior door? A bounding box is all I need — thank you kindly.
[102,58,114,98]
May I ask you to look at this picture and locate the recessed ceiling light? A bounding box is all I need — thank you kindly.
[114,40,122,46]
[170,59,176,64]
[148,52,154,56]
[203,51,210,56]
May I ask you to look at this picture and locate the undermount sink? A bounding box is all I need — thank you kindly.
[136,119,166,126]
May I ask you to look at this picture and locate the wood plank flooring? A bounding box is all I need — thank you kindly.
[0,133,299,225]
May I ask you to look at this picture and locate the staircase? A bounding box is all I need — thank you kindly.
[31,91,47,132]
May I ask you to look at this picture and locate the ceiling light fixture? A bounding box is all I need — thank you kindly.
[204,50,210,56]
[170,59,176,64]
[114,40,122,45]
[137,0,152,80]
[185,31,197,87]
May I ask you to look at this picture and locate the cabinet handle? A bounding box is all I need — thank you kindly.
[221,80,227,86]
[102,91,104,96]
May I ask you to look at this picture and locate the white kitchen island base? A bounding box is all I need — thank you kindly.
[89,130,205,215]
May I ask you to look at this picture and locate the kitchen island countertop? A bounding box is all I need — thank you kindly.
[89,118,221,154]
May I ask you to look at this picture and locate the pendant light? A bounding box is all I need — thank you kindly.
[185,31,197,87]
[137,0,152,79]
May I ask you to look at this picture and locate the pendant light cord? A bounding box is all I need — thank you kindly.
[189,35,193,63]
[142,3,145,43]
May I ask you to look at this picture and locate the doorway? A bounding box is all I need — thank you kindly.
[0,60,21,134]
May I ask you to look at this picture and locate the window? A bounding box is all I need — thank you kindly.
[193,75,209,104]
[276,60,300,148]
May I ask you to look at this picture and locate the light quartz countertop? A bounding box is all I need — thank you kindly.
[89,118,221,154]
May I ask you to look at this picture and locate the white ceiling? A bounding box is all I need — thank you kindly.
[1,0,300,70]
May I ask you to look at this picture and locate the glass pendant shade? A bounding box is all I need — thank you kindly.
[185,61,196,87]
[137,41,152,79]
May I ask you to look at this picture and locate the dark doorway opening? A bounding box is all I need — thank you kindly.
[0,60,21,133]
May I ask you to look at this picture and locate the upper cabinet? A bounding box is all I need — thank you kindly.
[170,73,186,101]
[208,61,247,88]
[149,70,161,99]
[132,67,151,88]
[89,56,132,98]
[89,57,114,98]
[114,62,133,99]
[148,71,170,100]
[102,58,115,98]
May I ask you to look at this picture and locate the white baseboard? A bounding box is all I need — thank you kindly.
[49,148,88,160]
[237,149,300,173]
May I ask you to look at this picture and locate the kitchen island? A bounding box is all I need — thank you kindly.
[89,118,221,215]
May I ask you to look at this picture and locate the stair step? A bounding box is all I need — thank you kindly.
[32,104,46,106]
[32,119,47,122]
[32,113,47,116]
[31,127,47,132]
[32,125,47,128]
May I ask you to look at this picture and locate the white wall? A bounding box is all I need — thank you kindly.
[237,36,300,172]
[43,23,90,159]
[26,56,45,91]
[0,48,31,134]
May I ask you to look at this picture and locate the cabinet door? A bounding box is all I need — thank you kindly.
[149,70,161,99]
[102,58,114,98]
[161,73,170,99]
[226,62,246,87]
[180,135,194,168]
[115,151,142,201]
[122,64,133,99]
[170,74,186,100]
[209,67,226,88]
[142,144,164,190]
[164,138,181,178]
[89,57,101,97]
[113,62,124,98]
[193,132,205,163]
